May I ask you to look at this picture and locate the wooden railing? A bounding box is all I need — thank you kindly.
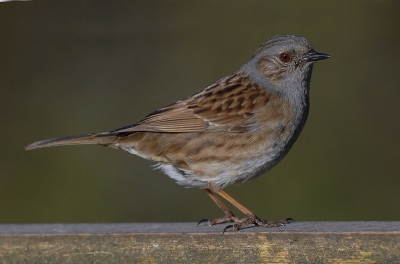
[1,222,399,263]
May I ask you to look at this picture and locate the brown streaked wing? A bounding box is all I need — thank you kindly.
[115,75,271,134]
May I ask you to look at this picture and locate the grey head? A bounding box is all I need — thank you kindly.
[242,34,330,100]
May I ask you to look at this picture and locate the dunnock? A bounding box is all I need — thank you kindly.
[26,34,329,231]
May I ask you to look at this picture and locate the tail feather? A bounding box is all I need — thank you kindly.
[25,132,118,150]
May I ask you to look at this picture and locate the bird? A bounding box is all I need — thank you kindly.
[26,34,330,232]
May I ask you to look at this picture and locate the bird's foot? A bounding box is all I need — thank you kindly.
[198,210,240,226]
[223,215,294,233]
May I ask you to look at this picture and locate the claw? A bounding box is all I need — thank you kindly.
[222,225,235,234]
[272,218,294,226]
[197,218,210,226]
[276,222,285,227]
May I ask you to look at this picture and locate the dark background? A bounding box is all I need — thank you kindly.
[1,1,399,223]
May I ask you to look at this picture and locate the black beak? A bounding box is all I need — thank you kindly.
[304,49,330,62]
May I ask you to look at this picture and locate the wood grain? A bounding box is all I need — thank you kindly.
[0,222,399,263]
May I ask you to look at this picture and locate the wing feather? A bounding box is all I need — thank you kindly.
[115,74,271,134]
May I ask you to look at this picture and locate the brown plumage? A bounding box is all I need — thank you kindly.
[26,34,329,231]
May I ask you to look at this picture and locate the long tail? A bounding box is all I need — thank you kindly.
[25,132,118,150]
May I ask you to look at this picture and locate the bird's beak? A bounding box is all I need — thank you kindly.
[304,50,330,62]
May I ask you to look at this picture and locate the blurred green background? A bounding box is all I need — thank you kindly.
[1,1,399,224]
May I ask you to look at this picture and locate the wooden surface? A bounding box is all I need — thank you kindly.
[0,222,399,263]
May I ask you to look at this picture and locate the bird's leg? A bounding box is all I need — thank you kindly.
[198,188,240,226]
[217,190,293,232]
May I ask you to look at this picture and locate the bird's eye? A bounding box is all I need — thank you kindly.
[279,53,291,62]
